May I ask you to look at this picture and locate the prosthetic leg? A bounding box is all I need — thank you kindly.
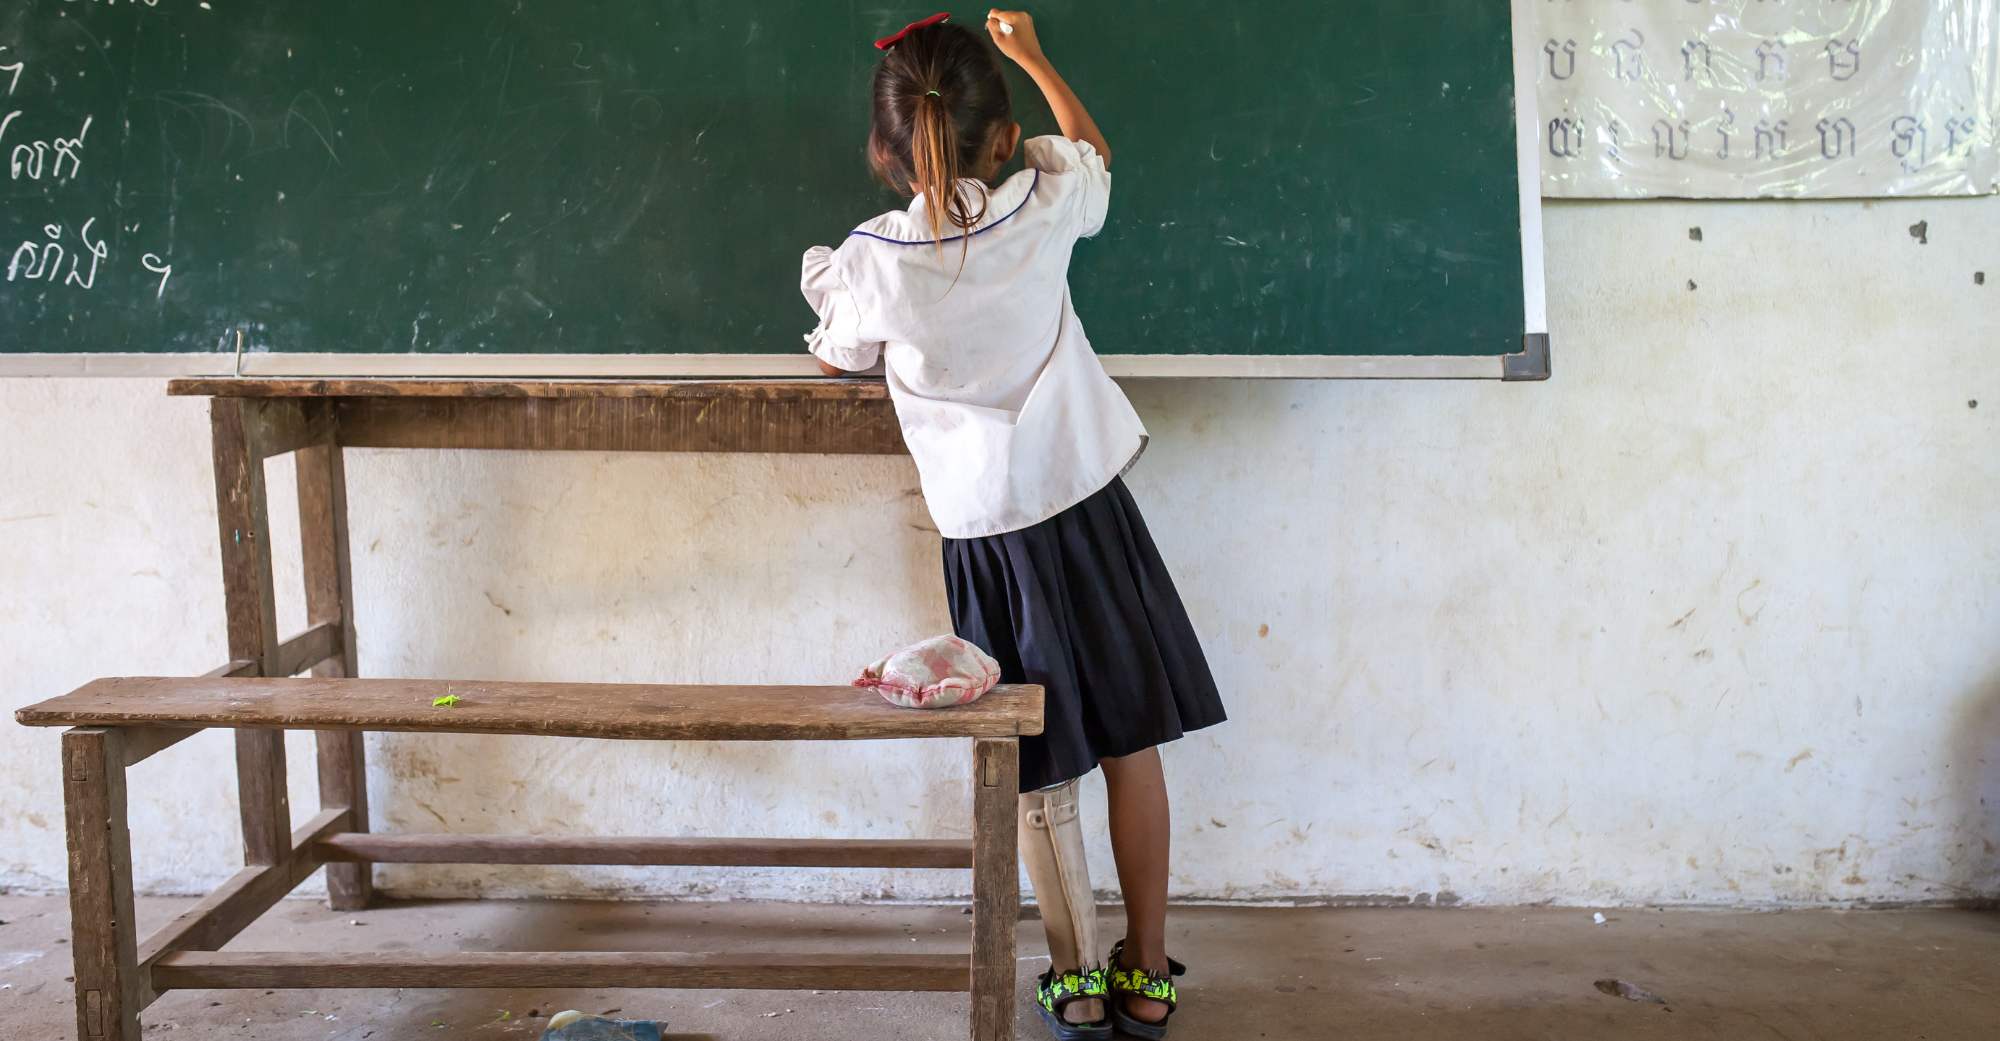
[1020,780,1109,1037]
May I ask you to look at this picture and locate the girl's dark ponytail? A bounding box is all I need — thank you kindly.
[910,90,980,248]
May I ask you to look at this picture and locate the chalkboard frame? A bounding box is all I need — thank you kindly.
[1,0,1549,381]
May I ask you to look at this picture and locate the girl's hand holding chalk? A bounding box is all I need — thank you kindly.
[985,7,1110,165]
[986,9,1045,67]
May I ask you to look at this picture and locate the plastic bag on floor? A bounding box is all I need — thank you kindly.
[540,1011,663,1041]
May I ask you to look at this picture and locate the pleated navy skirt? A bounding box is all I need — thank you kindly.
[943,478,1228,792]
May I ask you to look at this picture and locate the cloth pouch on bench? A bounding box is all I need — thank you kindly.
[855,635,1001,709]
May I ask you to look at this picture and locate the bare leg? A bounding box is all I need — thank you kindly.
[1100,747,1172,1023]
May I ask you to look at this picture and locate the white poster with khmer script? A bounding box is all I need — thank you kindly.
[1535,1,1999,198]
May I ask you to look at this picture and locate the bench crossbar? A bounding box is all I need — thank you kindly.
[135,809,348,969]
[151,951,970,993]
[317,833,975,869]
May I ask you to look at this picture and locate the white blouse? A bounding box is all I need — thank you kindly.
[801,135,1147,539]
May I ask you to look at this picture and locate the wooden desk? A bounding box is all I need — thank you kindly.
[157,378,906,908]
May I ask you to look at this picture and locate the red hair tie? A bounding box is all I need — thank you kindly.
[875,12,950,51]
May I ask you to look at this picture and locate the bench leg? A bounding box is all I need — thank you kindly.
[314,732,370,909]
[298,439,372,910]
[63,728,144,1041]
[234,731,292,866]
[970,739,1020,1041]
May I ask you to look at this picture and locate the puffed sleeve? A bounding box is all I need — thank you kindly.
[801,245,883,372]
[1023,135,1112,239]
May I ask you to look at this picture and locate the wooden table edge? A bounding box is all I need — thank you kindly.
[165,377,892,400]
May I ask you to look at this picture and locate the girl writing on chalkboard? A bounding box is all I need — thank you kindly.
[800,10,1225,1040]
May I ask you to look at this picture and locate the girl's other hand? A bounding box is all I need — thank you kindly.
[986,10,1046,67]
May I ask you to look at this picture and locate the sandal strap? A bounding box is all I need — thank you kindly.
[1106,940,1184,1012]
[1107,941,1187,978]
[1038,965,1110,1013]
[1110,964,1179,1010]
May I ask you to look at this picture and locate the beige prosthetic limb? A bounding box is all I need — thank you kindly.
[1020,779,1103,1021]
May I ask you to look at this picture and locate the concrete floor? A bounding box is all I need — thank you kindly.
[0,896,1994,1040]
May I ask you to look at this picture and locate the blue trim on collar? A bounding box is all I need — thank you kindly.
[848,170,1041,246]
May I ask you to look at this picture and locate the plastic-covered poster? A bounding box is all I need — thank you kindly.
[1535,1,1999,199]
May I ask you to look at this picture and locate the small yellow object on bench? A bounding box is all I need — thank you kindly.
[431,694,461,708]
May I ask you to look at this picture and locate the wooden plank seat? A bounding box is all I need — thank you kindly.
[20,676,1046,742]
[18,676,1041,1041]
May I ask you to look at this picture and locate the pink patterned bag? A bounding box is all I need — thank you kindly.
[855,635,1002,709]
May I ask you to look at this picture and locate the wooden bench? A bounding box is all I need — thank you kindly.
[17,676,1042,1041]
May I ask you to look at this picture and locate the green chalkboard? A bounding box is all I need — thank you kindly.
[0,1,1527,362]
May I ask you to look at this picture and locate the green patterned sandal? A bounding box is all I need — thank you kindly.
[1107,940,1186,1040]
[1036,964,1112,1040]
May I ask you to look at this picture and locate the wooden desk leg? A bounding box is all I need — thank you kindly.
[63,728,143,1041]
[970,738,1020,1041]
[210,399,291,866]
[298,436,372,910]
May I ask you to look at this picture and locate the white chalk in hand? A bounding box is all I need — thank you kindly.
[997,20,1014,34]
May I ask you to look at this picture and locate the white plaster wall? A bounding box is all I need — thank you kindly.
[2,197,1996,907]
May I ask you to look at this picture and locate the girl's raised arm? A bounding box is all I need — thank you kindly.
[986,10,1111,167]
